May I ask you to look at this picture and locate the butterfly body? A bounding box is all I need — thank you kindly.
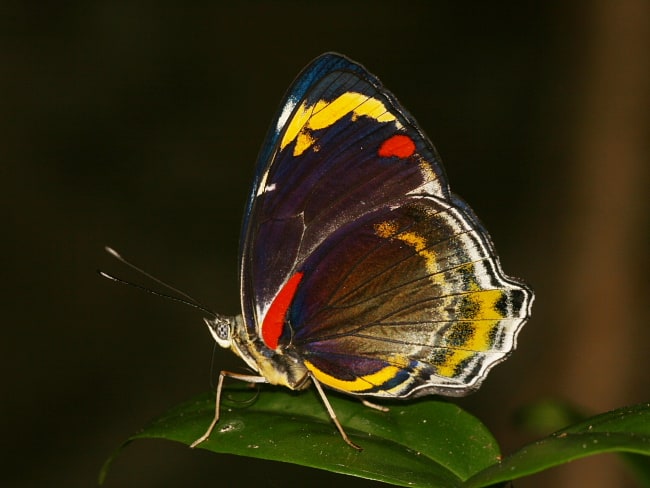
[210,313,311,391]
[197,53,533,449]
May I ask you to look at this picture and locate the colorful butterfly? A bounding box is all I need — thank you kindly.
[194,53,534,450]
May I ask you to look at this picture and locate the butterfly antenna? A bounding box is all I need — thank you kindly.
[99,246,216,318]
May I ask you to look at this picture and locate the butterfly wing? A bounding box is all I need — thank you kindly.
[242,53,450,329]
[290,195,531,397]
[240,53,533,396]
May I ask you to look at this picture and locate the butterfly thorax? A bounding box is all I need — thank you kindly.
[205,313,311,391]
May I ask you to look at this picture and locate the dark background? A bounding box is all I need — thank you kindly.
[2,2,648,487]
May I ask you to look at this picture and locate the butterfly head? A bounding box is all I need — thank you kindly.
[204,314,236,349]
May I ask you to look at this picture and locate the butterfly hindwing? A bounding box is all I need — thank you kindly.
[286,195,529,397]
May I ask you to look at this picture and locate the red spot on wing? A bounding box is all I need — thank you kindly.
[378,134,416,158]
[261,272,304,350]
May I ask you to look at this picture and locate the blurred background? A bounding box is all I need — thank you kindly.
[2,2,648,487]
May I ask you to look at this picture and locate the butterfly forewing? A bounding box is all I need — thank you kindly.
[242,55,450,329]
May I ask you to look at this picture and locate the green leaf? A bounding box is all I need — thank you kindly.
[464,401,650,487]
[101,386,501,487]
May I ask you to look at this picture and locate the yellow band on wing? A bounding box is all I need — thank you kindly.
[280,92,400,156]
[435,349,476,378]
[443,290,504,346]
[470,289,505,321]
[304,357,408,394]
[374,221,440,278]
[436,291,506,377]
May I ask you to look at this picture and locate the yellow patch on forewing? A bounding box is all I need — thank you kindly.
[295,131,317,155]
[304,356,409,394]
[280,102,313,153]
[280,92,400,156]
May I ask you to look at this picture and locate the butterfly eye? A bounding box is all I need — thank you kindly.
[204,316,232,348]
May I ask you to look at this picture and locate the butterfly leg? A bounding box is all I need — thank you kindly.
[361,399,390,413]
[309,372,363,451]
[190,370,268,448]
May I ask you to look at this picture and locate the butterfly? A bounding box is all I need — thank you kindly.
[193,52,534,450]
